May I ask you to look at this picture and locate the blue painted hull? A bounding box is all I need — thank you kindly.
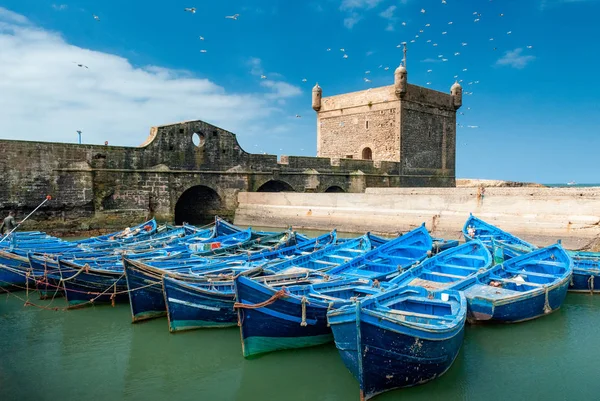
[0,264,32,289]
[329,304,464,400]
[359,315,464,400]
[235,276,332,358]
[467,277,570,323]
[59,265,129,308]
[163,277,236,332]
[569,270,600,293]
[28,256,63,299]
[124,260,167,322]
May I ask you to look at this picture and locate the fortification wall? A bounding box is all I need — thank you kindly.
[234,187,600,249]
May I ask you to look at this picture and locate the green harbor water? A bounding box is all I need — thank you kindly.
[2,292,600,401]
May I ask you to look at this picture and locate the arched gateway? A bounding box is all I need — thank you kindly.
[174,185,224,225]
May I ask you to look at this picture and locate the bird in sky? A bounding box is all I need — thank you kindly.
[427,69,432,73]
[461,42,468,46]
[442,0,447,4]
[302,78,307,82]
[421,8,426,13]
[402,21,406,26]
[260,75,267,79]
[93,15,100,21]
[340,48,345,52]
[295,114,301,118]
[184,8,196,14]
[448,21,453,25]
[343,54,348,59]
[199,36,204,41]
[426,82,431,85]
[326,48,331,51]
[425,23,431,27]
[442,31,447,35]
[527,45,533,49]
[225,14,239,20]
[384,66,389,70]
[364,78,371,83]
[365,70,371,74]
[507,31,512,35]
[73,62,88,68]
[200,49,207,53]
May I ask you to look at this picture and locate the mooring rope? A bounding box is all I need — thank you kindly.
[300,296,309,326]
[543,286,552,314]
[326,301,334,327]
[588,275,595,294]
[233,288,288,310]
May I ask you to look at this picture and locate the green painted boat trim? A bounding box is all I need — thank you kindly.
[169,320,236,332]
[242,334,333,358]
[132,310,167,323]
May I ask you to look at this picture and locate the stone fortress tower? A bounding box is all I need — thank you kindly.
[313,48,462,184]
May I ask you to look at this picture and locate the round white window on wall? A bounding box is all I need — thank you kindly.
[192,132,206,147]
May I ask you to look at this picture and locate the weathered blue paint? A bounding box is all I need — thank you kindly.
[449,244,573,323]
[328,286,466,400]
[328,224,432,281]
[390,239,492,290]
[163,276,237,332]
[568,254,600,293]
[463,214,536,263]
[57,259,129,308]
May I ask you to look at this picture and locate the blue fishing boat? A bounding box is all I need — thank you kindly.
[463,214,536,263]
[234,275,384,358]
[390,240,492,290]
[449,244,573,323]
[327,286,467,400]
[161,232,338,332]
[568,253,600,293]
[327,224,432,281]
[125,230,332,322]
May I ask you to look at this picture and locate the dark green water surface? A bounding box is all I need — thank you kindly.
[2,292,600,401]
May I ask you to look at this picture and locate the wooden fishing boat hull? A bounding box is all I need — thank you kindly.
[58,260,129,308]
[163,277,236,332]
[329,288,466,401]
[124,259,168,322]
[568,258,600,293]
[235,275,332,358]
[465,277,570,323]
[28,254,63,299]
[0,251,35,289]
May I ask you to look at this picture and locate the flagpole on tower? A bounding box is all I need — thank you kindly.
[403,43,407,68]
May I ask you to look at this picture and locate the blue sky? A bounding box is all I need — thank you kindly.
[0,0,599,183]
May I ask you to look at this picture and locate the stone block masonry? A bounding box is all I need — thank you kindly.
[0,119,448,234]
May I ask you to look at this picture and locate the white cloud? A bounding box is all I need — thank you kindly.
[379,5,396,19]
[343,12,362,28]
[0,8,302,147]
[260,81,303,100]
[496,48,535,69]
[247,57,263,76]
[340,0,385,29]
[340,0,385,11]
[420,58,443,63]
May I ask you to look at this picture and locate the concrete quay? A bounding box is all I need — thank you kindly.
[234,187,600,250]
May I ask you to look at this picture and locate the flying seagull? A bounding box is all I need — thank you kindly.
[225,14,240,20]
[200,49,207,53]
[295,114,301,118]
[199,36,204,40]
[302,78,307,82]
[93,14,100,21]
[73,62,88,69]
[184,8,196,13]
[342,54,348,59]
[260,75,267,79]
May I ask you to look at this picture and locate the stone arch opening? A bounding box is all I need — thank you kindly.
[362,147,372,160]
[174,185,223,225]
[192,132,205,147]
[325,186,345,193]
[256,180,294,192]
